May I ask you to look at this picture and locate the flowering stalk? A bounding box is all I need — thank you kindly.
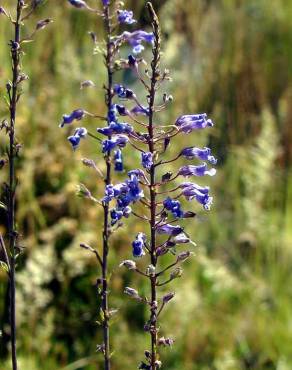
[101,2,113,369]
[147,4,161,368]
[114,3,216,369]
[61,0,155,368]
[0,2,51,369]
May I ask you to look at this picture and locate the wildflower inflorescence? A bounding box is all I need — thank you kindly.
[60,1,216,369]
[0,2,52,369]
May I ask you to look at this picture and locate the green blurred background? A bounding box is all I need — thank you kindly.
[1,0,292,369]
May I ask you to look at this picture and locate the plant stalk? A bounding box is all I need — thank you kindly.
[7,2,24,370]
[146,3,161,369]
[101,4,113,370]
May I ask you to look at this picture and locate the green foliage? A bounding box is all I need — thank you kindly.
[0,0,292,369]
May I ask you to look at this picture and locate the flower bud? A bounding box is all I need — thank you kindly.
[177,251,192,263]
[119,260,136,270]
[146,264,155,276]
[170,267,183,280]
[156,246,168,256]
[36,18,53,31]
[76,183,92,199]
[80,80,95,89]
[162,292,175,304]
[158,336,175,347]
[124,287,141,300]
[155,360,162,368]
[144,350,151,360]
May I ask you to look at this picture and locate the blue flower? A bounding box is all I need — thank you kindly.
[175,114,213,134]
[115,104,130,116]
[127,173,144,201]
[178,163,216,177]
[114,149,123,172]
[180,184,213,210]
[68,0,88,8]
[108,104,117,123]
[98,121,133,136]
[131,105,149,116]
[114,84,135,99]
[117,31,154,54]
[67,127,87,150]
[117,10,136,25]
[103,183,129,203]
[128,55,137,67]
[163,197,184,218]
[60,109,85,127]
[157,224,183,236]
[179,182,210,194]
[111,209,123,225]
[68,135,81,150]
[132,233,146,257]
[102,135,129,153]
[102,0,110,5]
[141,152,153,170]
[181,147,217,164]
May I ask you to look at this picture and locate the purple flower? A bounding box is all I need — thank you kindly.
[68,135,81,150]
[102,135,129,153]
[60,109,85,127]
[132,233,146,257]
[179,182,210,194]
[117,10,136,25]
[127,173,144,201]
[67,127,87,150]
[128,55,137,67]
[178,163,216,177]
[131,105,149,116]
[181,186,213,210]
[114,149,123,172]
[141,152,153,170]
[102,0,110,5]
[163,197,184,218]
[114,84,135,99]
[98,121,133,136]
[115,104,130,116]
[181,147,217,164]
[157,224,183,236]
[175,114,214,134]
[117,31,154,54]
[68,0,88,9]
[108,104,117,124]
[103,183,128,203]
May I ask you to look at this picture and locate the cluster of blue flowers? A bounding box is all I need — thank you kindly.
[103,171,144,225]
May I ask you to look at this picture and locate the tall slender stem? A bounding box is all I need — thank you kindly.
[101,4,113,370]
[8,2,23,370]
[146,3,161,369]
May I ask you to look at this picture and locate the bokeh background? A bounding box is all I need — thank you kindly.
[1,0,292,369]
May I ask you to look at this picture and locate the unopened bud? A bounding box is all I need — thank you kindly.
[155,360,162,368]
[162,292,175,304]
[76,183,92,198]
[177,251,192,263]
[170,267,183,280]
[119,260,136,270]
[146,264,155,276]
[156,246,168,256]
[80,80,95,89]
[158,336,175,347]
[36,18,53,31]
[124,287,140,300]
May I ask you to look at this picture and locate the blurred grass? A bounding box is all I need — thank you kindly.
[0,0,292,369]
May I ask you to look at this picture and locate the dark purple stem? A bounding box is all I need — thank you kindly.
[101,4,113,370]
[146,3,161,369]
[7,2,23,370]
